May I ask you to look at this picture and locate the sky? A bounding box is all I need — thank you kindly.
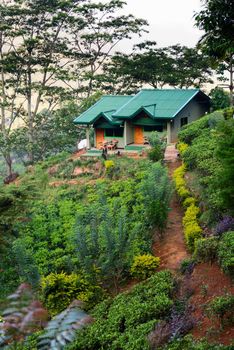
[109,0,205,51]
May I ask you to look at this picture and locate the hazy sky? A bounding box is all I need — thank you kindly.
[103,0,204,51]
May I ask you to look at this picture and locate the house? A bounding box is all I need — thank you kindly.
[73,89,210,149]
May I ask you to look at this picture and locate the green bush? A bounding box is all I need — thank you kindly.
[163,334,232,349]
[147,145,164,162]
[41,272,103,315]
[183,204,203,251]
[68,271,174,350]
[206,295,234,327]
[194,237,219,263]
[218,231,234,277]
[130,254,160,279]
[180,258,195,275]
[178,111,224,145]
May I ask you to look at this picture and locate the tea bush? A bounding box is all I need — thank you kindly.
[194,237,219,263]
[130,254,160,280]
[206,295,234,327]
[68,271,174,350]
[163,335,232,350]
[41,272,103,315]
[218,231,234,277]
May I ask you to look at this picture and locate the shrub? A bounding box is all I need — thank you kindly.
[130,254,160,279]
[184,223,203,252]
[68,271,174,350]
[183,204,203,251]
[215,216,234,236]
[178,111,224,145]
[177,142,189,156]
[182,204,200,227]
[218,231,234,277]
[180,258,196,275]
[163,334,231,349]
[194,237,219,263]
[41,272,103,315]
[104,160,114,170]
[182,197,196,209]
[206,295,234,327]
[173,164,190,200]
[147,145,164,162]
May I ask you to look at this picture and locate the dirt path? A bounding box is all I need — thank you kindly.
[153,147,189,271]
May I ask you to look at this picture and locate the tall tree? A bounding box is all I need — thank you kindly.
[195,0,234,105]
[98,42,213,92]
[0,0,147,172]
[69,0,148,97]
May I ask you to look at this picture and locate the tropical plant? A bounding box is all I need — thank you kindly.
[38,301,93,350]
[0,284,48,347]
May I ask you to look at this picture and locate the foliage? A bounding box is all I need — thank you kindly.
[183,204,203,251]
[179,258,196,275]
[99,42,214,93]
[68,271,174,350]
[130,255,160,280]
[195,0,234,57]
[40,273,103,316]
[182,197,196,209]
[178,110,234,215]
[178,111,224,145]
[215,119,234,212]
[209,87,231,110]
[218,231,234,277]
[177,142,189,156]
[173,164,190,200]
[215,216,234,236]
[162,334,232,349]
[38,301,93,350]
[74,161,172,289]
[0,284,48,347]
[206,295,234,327]
[147,146,164,162]
[147,132,166,162]
[194,237,219,263]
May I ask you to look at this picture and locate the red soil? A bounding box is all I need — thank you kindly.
[189,263,234,345]
[153,158,189,271]
[153,146,234,345]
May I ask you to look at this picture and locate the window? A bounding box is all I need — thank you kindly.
[180,117,188,127]
[105,128,123,137]
[143,125,164,132]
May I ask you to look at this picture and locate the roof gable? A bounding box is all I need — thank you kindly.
[73,95,132,125]
[112,89,207,120]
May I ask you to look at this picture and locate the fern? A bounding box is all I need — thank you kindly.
[0,284,48,347]
[37,300,93,350]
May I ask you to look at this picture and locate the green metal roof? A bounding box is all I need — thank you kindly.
[74,89,209,126]
[73,95,132,125]
[112,89,206,119]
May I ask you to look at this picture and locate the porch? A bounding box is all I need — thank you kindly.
[81,143,150,158]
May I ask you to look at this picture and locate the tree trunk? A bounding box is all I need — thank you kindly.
[229,55,233,107]
[27,63,34,163]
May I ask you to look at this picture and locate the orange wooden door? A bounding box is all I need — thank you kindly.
[96,128,104,147]
[134,126,144,144]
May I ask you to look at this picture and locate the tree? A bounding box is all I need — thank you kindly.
[69,0,148,97]
[209,87,230,110]
[0,0,147,171]
[195,0,234,104]
[99,42,213,92]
